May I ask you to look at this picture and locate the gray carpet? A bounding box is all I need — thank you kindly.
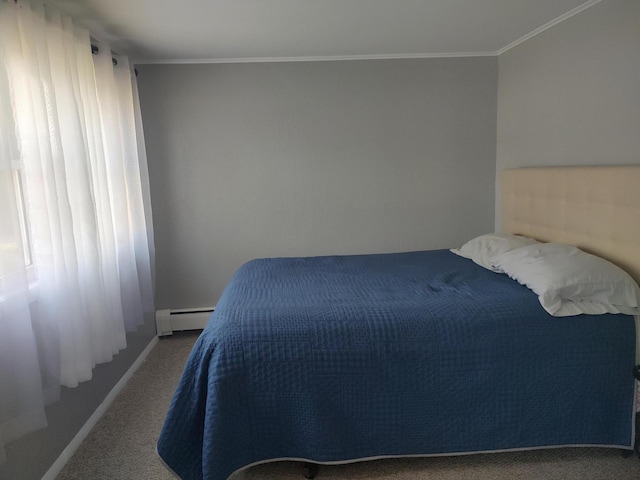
[57,331,640,480]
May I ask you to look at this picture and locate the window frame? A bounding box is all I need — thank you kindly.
[10,157,38,291]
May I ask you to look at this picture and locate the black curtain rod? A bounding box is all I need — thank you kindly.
[90,44,118,66]
[9,3,136,75]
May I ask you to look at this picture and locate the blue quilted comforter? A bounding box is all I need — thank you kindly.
[157,250,636,480]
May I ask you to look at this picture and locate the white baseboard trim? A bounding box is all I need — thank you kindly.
[41,336,160,480]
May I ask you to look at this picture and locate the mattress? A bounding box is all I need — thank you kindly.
[158,249,636,480]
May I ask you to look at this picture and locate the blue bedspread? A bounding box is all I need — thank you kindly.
[157,250,636,480]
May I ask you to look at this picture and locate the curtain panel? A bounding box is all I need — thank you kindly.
[0,0,154,462]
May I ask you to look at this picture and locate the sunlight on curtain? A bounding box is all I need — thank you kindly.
[0,0,154,462]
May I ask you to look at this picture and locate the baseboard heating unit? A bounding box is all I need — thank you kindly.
[155,307,214,336]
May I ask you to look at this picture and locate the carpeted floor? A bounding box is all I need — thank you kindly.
[57,331,640,480]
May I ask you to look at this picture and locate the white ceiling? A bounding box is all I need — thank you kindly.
[48,0,600,63]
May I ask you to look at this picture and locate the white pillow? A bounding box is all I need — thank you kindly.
[492,242,640,317]
[450,233,539,272]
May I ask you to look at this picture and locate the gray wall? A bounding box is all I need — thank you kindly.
[496,0,640,229]
[137,58,498,309]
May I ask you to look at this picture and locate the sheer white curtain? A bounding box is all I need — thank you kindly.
[0,0,154,462]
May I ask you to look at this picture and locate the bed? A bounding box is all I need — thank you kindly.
[157,166,640,480]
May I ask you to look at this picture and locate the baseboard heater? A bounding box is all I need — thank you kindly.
[155,307,215,336]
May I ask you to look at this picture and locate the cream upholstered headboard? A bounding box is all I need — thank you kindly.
[501,166,640,285]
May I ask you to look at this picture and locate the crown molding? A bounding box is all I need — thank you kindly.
[497,0,602,55]
[133,51,497,65]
